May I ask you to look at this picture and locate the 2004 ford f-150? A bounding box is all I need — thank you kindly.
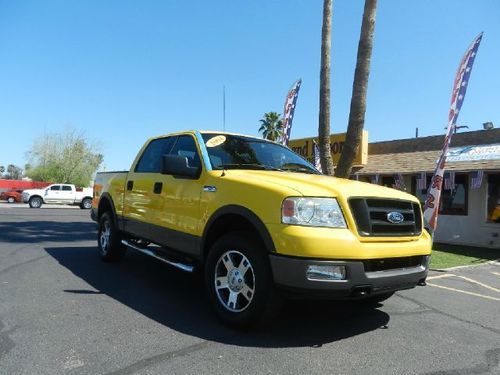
[91,131,432,327]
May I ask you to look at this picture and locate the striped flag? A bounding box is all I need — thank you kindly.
[470,170,484,189]
[394,174,406,191]
[416,172,427,191]
[281,79,302,145]
[444,171,455,190]
[313,140,322,173]
[424,33,483,230]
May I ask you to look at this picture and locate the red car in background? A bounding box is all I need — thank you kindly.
[0,190,23,203]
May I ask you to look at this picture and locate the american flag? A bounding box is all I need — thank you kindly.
[313,140,322,173]
[393,173,406,191]
[444,171,455,190]
[470,170,484,189]
[424,33,483,230]
[416,172,427,191]
[281,79,302,146]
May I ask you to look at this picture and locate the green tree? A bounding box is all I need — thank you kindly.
[318,0,335,175]
[25,129,103,186]
[4,164,23,179]
[0,165,4,177]
[335,0,377,178]
[259,112,284,141]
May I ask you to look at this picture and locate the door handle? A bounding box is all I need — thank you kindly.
[154,182,163,194]
[127,181,134,191]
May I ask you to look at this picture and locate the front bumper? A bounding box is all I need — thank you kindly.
[269,254,429,299]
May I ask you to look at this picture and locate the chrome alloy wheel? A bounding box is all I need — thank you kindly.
[83,199,92,209]
[214,250,255,312]
[99,220,111,255]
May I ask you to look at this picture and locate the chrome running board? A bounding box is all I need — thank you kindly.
[121,240,194,273]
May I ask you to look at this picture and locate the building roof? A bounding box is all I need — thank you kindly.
[355,128,500,175]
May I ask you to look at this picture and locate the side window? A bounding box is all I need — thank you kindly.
[169,135,201,169]
[62,186,72,191]
[50,185,61,191]
[135,137,176,173]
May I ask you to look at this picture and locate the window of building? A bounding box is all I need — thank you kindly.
[411,173,468,215]
[487,173,500,223]
[382,176,395,188]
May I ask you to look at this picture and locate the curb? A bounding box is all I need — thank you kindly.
[430,259,500,273]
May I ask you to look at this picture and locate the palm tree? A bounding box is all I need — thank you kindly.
[318,0,335,175]
[259,112,284,141]
[335,0,377,178]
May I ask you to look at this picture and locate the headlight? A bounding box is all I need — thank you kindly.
[282,197,347,228]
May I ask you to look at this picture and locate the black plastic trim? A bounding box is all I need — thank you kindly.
[201,205,276,254]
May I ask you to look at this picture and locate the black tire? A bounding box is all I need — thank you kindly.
[80,198,92,209]
[204,231,280,328]
[7,197,15,203]
[97,212,126,262]
[29,196,43,208]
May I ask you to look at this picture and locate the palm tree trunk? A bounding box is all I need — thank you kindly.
[318,0,335,175]
[335,0,377,178]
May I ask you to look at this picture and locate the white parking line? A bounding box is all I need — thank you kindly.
[427,274,454,280]
[427,283,500,302]
[454,275,500,294]
[492,272,500,277]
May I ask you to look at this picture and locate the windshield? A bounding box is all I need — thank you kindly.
[201,134,319,174]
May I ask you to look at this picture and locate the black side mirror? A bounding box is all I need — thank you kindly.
[161,155,200,179]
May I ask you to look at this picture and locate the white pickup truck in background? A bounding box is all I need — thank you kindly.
[22,184,93,209]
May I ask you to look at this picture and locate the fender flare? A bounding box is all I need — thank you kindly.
[201,205,276,254]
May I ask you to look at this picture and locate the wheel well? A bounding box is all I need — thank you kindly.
[29,195,42,201]
[98,198,113,220]
[202,214,269,259]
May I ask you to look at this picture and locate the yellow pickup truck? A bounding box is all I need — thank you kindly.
[92,131,432,327]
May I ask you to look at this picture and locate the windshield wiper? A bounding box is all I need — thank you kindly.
[221,163,283,171]
[281,163,319,174]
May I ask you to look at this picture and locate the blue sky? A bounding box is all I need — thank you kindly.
[0,1,498,172]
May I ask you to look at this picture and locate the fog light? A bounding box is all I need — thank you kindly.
[306,265,346,281]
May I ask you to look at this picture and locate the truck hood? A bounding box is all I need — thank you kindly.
[222,170,418,202]
[22,189,45,195]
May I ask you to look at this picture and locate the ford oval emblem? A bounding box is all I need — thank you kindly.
[387,211,404,224]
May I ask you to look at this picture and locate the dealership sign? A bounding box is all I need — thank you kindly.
[446,143,500,162]
[288,130,368,166]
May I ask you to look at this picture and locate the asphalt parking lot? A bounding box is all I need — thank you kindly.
[0,203,499,374]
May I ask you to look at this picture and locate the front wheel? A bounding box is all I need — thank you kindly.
[98,212,126,262]
[205,232,279,328]
[80,198,92,209]
[29,197,43,208]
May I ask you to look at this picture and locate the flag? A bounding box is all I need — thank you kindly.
[313,140,322,173]
[444,171,455,190]
[424,33,483,230]
[371,174,380,184]
[416,172,427,191]
[281,79,302,145]
[394,173,406,191]
[470,170,484,189]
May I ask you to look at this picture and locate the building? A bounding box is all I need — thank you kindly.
[353,128,500,248]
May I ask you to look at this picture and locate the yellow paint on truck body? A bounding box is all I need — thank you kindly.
[93,131,431,260]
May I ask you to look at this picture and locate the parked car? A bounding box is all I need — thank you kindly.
[92,130,432,328]
[0,189,23,203]
[22,184,93,209]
